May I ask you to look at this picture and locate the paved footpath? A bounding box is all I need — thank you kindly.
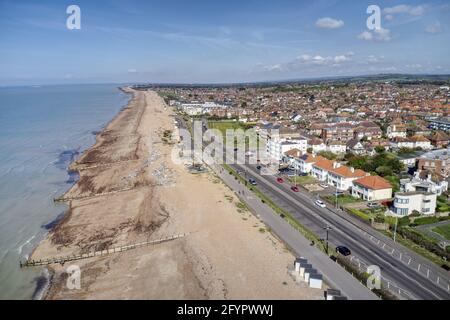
[212,164,378,300]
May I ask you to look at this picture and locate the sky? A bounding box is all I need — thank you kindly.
[0,0,449,85]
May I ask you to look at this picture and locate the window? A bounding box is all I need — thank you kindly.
[422,208,430,213]
[395,198,409,204]
[396,208,409,216]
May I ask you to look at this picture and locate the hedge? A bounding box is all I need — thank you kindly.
[397,227,450,260]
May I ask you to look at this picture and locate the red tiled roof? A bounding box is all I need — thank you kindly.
[353,176,392,190]
[329,166,367,178]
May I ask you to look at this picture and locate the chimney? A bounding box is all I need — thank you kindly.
[333,162,340,169]
[350,167,355,173]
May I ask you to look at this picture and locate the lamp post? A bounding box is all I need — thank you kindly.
[324,226,332,255]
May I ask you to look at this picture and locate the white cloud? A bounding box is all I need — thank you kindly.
[264,52,354,72]
[315,17,344,29]
[383,4,425,16]
[385,14,394,21]
[358,31,373,41]
[425,22,442,34]
[358,28,391,42]
[127,68,137,73]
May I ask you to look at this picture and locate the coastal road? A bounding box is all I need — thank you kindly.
[235,162,450,300]
[175,115,450,299]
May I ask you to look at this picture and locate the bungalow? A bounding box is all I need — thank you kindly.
[328,164,367,191]
[311,159,336,181]
[352,176,393,201]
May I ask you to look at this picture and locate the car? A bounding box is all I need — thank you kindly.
[336,246,351,256]
[334,191,344,196]
[256,165,262,170]
[291,186,299,192]
[367,202,379,208]
[276,177,284,183]
[319,183,329,189]
[234,148,238,152]
[248,178,257,185]
[314,200,326,208]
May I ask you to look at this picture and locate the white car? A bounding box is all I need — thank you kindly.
[315,200,326,208]
[319,183,329,189]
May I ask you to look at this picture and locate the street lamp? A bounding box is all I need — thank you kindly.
[323,226,332,255]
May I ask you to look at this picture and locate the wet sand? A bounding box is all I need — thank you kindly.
[31,88,323,299]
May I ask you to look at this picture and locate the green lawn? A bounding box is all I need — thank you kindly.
[208,120,256,147]
[432,224,450,240]
[324,194,362,205]
[288,175,317,185]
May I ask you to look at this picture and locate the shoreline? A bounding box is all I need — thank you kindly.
[29,87,134,300]
[31,88,323,299]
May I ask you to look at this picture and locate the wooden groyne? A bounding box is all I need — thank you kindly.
[53,186,140,203]
[20,233,189,268]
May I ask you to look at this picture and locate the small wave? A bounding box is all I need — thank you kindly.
[17,234,36,255]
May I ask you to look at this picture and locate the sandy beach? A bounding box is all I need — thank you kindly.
[31,88,323,299]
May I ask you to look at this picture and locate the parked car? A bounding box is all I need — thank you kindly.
[334,191,344,196]
[367,202,380,208]
[319,183,329,189]
[291,186,299,192]
[248,178,257,185]
[336,246,351,256]
[256,165,262,170]
[276,177,284,183]
[314,200,326,208]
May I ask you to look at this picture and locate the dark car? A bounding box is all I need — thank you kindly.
[256,165,262,170]
[336,246,351,256]
[291,186,299,192]
[276,177,284,183]
[249,178,257,185]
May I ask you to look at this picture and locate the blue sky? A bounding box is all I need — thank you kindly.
[0,0,449,85]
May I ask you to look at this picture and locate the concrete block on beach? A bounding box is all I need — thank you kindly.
[294,258,308,273]
[299,263,312,278]
[309,274,323,289]
[304,268,317,282]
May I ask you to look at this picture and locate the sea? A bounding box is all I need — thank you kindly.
[0,84,131,299]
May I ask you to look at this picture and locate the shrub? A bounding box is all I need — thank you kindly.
[398,227,450,260]
[347,208,371,223]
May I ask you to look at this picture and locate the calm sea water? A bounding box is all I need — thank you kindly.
[0,84,130,299]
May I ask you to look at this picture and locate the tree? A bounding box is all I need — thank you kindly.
[375,146,386,154]
[307,147,313,154]
[318,151,337,160]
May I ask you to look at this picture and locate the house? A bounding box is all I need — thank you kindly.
[409,135,432,150]
[391,192,437,216]
[353,125,382,141]
[428,131,450,148]
[311,159,336,181]
[391,136,432,150]
[327,164,367,191]
[418,148,450,178]
[352,176,393,201]
[346,139,366,155]
[308,138,327,153]
[296,153,325,174]
[327,140,347,154]
[400,171,448,195]
[387,122,407,139]
[283,148,302,168]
